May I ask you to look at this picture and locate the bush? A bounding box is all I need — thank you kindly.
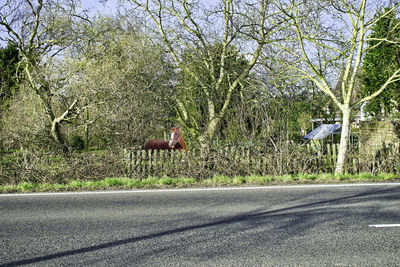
[0,149,124,185]
[70,135,85,152]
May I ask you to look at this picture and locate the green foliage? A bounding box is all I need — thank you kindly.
[0,44,21,122]
[70,135,85,152]
[70,25,173,148]
[204,175,232,184]
[159,177,174,185]
[176,43,250,141]
[176,43,320,146]
[103,178,125,187]
[232,176,247,184]
[360,7,400,118]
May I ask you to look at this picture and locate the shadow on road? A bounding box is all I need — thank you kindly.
[2,185,400,266]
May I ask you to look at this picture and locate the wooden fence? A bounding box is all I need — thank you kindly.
[307,142,400,174]
[123,144,400,179]
[1,144,399,185]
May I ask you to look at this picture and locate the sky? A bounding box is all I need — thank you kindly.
[0,0,119,47]
[81,0,217,16]
[82,0,121,16]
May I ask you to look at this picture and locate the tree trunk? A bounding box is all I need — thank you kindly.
[42,95,78,153]
[199,117,220,154]
[335,107,352,175]
[39,93,68,153]
[51,120,69,153]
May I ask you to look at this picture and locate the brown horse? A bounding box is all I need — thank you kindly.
[144,127,188,152]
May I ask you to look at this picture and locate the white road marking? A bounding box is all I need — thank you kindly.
[369,224,400,228]
[0,182,399,197]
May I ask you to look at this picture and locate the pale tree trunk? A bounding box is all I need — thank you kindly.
[273,0,400,175]
[28,73,77,153]
[51,120,69,153]
[50,99,79,153]
[199,117,220,154]
[38,86,69,153]
[335,105,351,175]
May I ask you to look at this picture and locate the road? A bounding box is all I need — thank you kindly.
[1,183,400,266]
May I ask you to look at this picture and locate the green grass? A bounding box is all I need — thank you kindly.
[0,173,398,193]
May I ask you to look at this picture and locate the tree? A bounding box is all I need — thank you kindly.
[0,44,21,148]
[0,0,91,152]
[274,0,400,174]
[175,43,250,143]
[68,18,174,148]
[0,82,49,150]
[360,6,400,118]
[0,44,20,117]
[129,0,283,149]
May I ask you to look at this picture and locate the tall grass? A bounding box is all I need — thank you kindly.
[0,173,398,193]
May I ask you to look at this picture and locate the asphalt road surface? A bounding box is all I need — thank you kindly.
[1,183,400,266]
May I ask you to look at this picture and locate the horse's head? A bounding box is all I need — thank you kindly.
[168,127,181,148]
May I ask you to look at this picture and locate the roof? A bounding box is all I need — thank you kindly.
[304,124,342,140]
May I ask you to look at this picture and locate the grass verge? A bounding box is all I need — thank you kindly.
[0,173,399,193]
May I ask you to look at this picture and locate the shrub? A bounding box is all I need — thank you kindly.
[70,135,85,152]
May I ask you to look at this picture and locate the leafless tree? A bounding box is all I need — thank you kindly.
[273,0,400,174]
[0,0,91,152]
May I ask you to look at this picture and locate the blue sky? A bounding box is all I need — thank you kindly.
[0,0,119,46]
[82,0,217,16]
[82,0,120,16]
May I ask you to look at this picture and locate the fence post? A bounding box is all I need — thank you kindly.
[152,149,158,175]
[158,149,163,174]
[140,150,146,177]
[122,148,131,175]
[134,150,140,178]
[332,144,337,171]
[124,140,400,178]
[148,149,154,176]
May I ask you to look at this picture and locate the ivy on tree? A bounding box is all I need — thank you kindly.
[361,7,400,118]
